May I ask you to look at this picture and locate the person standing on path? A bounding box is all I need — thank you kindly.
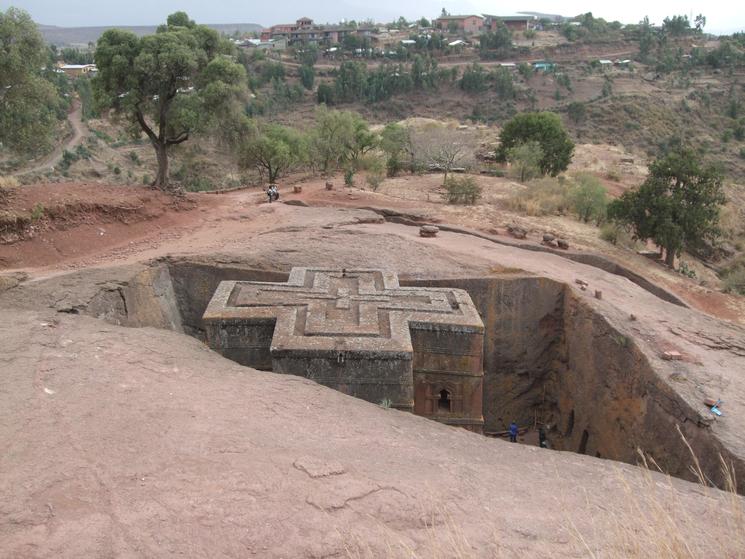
[509,421,518,443]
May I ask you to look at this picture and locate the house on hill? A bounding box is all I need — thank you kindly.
[261,17,378,46]
[434,15,484,35]
[58,64,97,78]
[483,14,538,32]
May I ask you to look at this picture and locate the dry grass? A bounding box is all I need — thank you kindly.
[0,176,19,189]
[570,425,745,558]
[341,496,492,559]
[504,177,570,216]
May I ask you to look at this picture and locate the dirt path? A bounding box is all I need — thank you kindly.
[14,100,86,177]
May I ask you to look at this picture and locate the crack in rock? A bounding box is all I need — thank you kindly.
[293,456,346,479]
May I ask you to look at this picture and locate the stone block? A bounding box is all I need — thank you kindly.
[203,268,485,431]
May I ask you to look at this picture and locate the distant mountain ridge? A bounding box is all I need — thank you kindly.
[38,23,264,47]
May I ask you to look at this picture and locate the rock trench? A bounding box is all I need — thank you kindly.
[56,258,745,493]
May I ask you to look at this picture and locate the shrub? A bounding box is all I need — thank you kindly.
[75,144,91,159]
[184,177,214,192]
[569,174,608,224]
[317,83,335,104]
[602,79,613,97]
[30,202,44,221]
[128,151,140,165]
[59,149,78,171]
[600,223,620,244]
[599,222,637,248]
[678,261,697,278]
[386,154,404,177]
[722,266,745,295]
[518,62,533,80]
[142,174,151,185]
[344,168,355,187]
[366,172,384,191]
[605,166,621,181]
[442,176,481,205]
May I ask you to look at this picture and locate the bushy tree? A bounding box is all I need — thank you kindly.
[317,82,335,104]
[442,176,481,205]
[568,173,607,224]
[662,15,691,36]
[309,107,375,174]
[0,8,66,155]
[460,63,487,93]
[496,112,575,176]
[567,101,587,124]
[507,141,543,182]
[380,122,412,176]
[93,12,248,188]
[637,16,656,62]
[299,64,315,90]
[334,61,368,102]
[479,24,512,55]
[608,148,725,266]
[493,67,514,99]
[238,124,305,183]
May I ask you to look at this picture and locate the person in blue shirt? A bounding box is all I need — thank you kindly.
[509,421,518,443]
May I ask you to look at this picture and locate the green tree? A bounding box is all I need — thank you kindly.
[299,64,315,90]
[568,173,608,224]
[638,16,656,62]
[507,141,543,182]
[608,148,725,266]
[460,63,487,93]
[0,8,65,155]
[380,122,412,176]
[309,107,375,173]
[317,83,335,104]
[479,24,512,55]
[662,15,691,36]
[496,112,575,176]
[238,123,306,183]
[334,60,368,102]
[567,101,587,124]
[518,62,533,80]
[93,12,248,188]
[493,67,514,99]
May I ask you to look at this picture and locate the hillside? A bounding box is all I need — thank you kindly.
[37,22,263,46]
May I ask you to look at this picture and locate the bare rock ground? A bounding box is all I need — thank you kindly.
[2,181,745,556]
[2,310,744,558]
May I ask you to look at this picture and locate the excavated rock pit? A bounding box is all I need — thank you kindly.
[60,257,743,493]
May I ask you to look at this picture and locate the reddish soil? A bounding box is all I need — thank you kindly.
[2,179,744,326]
[0,183,206,270]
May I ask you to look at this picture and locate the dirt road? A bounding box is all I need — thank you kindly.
[14,100,86,178]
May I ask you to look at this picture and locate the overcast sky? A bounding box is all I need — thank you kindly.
[2,0,743,34]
